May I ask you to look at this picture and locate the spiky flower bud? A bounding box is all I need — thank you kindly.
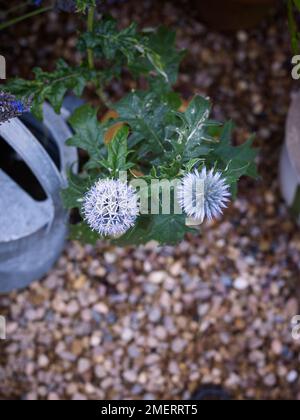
[0,92,31,124]
[177,167,230,221]
[83,178,139,237]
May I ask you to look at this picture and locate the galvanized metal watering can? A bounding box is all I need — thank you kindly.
[0,102,77,292]
[280,91,300,226]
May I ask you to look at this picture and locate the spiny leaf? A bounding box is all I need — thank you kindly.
[113,91,170,158]
[99,125,134,176]
[78,19,184,84]
[183,95,212,156]
[210,121,258,196]
[6,60,89,119]
[61,170,95,209]
[114,214,196,246]
[67,104,106,169]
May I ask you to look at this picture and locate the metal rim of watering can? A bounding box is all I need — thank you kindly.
[285,91,300,185]
[0,118,62,209]
[0,100,78,291]
[280,91,300,224]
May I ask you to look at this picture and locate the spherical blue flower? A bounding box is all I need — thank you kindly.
[83,178,139,237]
[177,167,231,222]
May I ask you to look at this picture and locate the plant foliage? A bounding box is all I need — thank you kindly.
[4,4,258,246]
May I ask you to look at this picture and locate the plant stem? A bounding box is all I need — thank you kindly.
[96,87,112,109]
[86,8,110,110]
[87,6,95,70]
[288,0,299,54]
[86,9,111,110]
[0,6,52,31]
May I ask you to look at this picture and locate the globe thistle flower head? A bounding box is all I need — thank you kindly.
[0,92,31,124]
[83,179,139,237]
[178,167,230,222]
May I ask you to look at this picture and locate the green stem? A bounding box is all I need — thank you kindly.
[96,87,112,109]
[85,9,111,110]
[288,0,299,54]
[86,8,109,110]
[0,6,52,31]
[87,6,95,70]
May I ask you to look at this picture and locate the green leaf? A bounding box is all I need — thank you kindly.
[61,170,95,209]
[113,91,170,159]
[114,214,196,246]
[75,0,96,13]
[148,214,196,245]
[78,19,139,62]
[294,0,300,11]
[184,158,203,173]
[67,104,106,169]
[210,121,258,196]
[6,60,90,119]
[69,222,99,245]
[100,125,134,176]
[78,19,184,85]
[79,19,138,60]
[107,125,128,171]
[161,95,213,163]
[183,95,212,157]
[131,27,185,85]
[112,215,152,246]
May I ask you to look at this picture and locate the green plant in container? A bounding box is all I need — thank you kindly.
[2,0,258,247]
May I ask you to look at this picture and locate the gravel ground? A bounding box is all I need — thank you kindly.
[1,0,300,400]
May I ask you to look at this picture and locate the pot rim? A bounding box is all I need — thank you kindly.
[285,91,300,184]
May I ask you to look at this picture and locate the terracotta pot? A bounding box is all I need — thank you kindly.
[192,0,278,31]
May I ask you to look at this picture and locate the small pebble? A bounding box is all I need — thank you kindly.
[121,328,134,342]
[77,359,91,374]
[287,371,298,383]
[234,277,249,291]
[148,307,161,323]
[264,374,277,387]
[149,271,166,284]
[38,355,49,368]
[171,338,187,353]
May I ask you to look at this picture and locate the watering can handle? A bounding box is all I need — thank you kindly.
[0,118,63,224]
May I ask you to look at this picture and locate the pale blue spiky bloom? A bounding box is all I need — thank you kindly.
[177,167,231,221]
[83,178,139,237]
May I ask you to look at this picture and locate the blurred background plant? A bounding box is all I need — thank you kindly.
[287,0,300,54]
